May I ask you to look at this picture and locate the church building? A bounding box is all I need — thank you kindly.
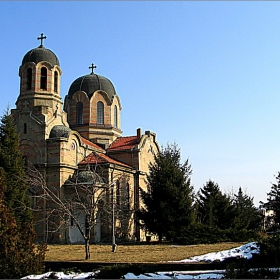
[11,34,160,244]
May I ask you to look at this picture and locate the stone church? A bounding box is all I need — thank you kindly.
[11,34,160,244]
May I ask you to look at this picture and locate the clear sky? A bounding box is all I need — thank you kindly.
[1,1,280,206]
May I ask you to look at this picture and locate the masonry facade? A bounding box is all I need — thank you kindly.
[11,34,160,244]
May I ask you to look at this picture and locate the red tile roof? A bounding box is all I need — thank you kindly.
[81,137,104,151]
[108,136,138,151]
[79,152,132,168]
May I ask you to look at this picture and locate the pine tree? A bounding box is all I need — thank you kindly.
[0,110,46,278]
[265,172,280,229]
[137,143,195,241]
[196,180,233,229]
[232,187,261,230]
[0,169,46,278]
[0,109,32,225]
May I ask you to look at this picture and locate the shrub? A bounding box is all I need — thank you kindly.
[224,233,280,278]
[95,264,154,279]
[257,233,280,266]
[175,225,261,245]
[224,265,280,279]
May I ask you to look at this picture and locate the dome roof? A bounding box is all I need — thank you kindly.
[49,125,71,138]
[22,46,60,67]
[68,73,116,100]
[76,170,104,184]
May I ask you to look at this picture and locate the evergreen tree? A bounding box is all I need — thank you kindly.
[0,109,32,225]
[0,169,46,278]
[196,180,234,229]
[137,143,195,241]
[265,172,280,229]
[232,187,261,230]
[0,110,46,277]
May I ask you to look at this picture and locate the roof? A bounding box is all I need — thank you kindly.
[67,73,116,100]
[49,125,71,138]
[107,136,138,151]
[22,46,60,67]
[79,152,132,169]
[81,137,104,151]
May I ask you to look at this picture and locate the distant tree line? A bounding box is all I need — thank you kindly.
[137,143,263,244]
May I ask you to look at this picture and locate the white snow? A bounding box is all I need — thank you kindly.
[22,271,96,279]
[22,242,260,279]
[170,242,260,263]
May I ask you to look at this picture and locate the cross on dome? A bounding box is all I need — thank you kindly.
[89,63,97,74]
[37,33,47,47]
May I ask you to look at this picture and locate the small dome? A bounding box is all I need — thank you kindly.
[64,170,105,185]
[76,170,104,184]
[49,125,71,138]
[22,46,60,67]
[68,73,116,100]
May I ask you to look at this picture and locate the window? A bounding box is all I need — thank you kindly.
[116,180,120,206]
[40,67,47,90]
[22,155,28,174]
[70,216,74,227]
[23,155,28,168]
[54,71,58,92]
[114,105,118,128]
[76,102,83,125]
[24,123,27,134]
[27,68,32,90]
[127,183,130,208]
[97,101,104,125]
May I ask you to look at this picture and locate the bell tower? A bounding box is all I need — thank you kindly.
[64,63,122,149]
[12,33,68,167]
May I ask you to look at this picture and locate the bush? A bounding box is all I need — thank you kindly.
[224,233,280,278]
[257,233,280,266]
[174,225,261,245]
[95,264,154,279]
[223,228,261,242]
[224,265,280,279]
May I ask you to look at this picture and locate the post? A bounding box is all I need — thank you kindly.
[111,182,117,252]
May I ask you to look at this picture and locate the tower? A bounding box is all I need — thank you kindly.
[63,63,122,149]
[12,33,68,169]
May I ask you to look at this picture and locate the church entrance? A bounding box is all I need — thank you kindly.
[69,213,86,244]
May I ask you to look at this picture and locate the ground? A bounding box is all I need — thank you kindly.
[22,242,260,279]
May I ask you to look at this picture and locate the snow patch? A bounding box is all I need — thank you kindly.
[170,242,260,263]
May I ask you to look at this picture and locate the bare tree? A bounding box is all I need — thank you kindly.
[26,159,134,259]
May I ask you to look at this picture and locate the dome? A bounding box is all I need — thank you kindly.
[64,170,105,185]
[76,170,104,184]
[67,73,116,100]
[22,46,60,67]
[49,125,71,138]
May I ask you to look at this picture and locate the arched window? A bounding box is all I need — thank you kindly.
[54,71,58,92]
[22,155,28,172]
[23,155,28,167]
[97,101,104,125]
[40,67,47,90]
[114,105,118,128]
[126,183,130,208]
[116,181,120,206]
[27,68,32,90]
[76,102,83,125]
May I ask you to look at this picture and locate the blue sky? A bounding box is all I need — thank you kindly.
[1,1,280,205]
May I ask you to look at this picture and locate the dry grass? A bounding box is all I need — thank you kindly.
[45,242,244,263]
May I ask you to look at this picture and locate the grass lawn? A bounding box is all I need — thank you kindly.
[45,242,244,262]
